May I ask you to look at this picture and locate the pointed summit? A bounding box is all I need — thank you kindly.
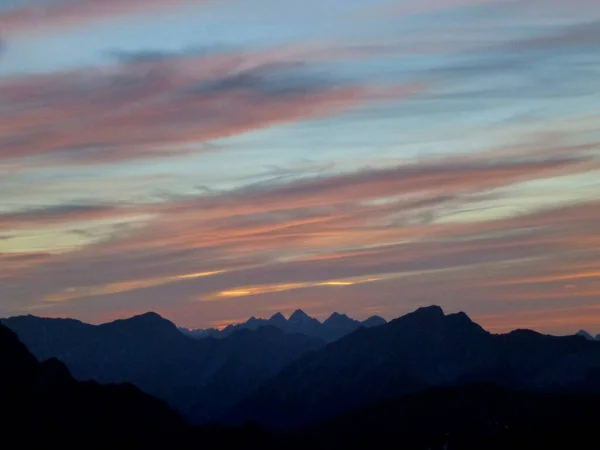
[269,312,287,326]
[289,309,312,323]
[448,311,475,325]
[287,310,321,335]
[362,315,386,328]
[324,312,356,326]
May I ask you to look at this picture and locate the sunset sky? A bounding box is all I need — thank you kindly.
[1,0,599,333]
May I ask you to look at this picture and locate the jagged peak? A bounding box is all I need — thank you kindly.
[448,311,473,323]
[328,312,348,319]
[391,305,480,330]
[269,312,287,326]
[362,315,387,327]
[364,315,386,322]
[288,309,322,326]
[324,312,356,325]
[289,309,310,320]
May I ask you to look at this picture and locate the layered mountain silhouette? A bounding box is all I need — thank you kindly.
[4,305,600,435]
[2,312,324,422]
[5,319,600,450]
[0,323,185,441]
[226,306,600,429]
[179,309,387,342]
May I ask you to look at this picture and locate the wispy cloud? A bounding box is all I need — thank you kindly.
[2,137,598,330]
[0,0,207,38]
[0,204,130,230]
[0,48,420,166]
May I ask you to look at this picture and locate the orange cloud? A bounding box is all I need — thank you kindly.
[45,269,225,303]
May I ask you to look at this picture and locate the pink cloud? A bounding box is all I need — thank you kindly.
[0,0,208,37]
[0,50,421,165]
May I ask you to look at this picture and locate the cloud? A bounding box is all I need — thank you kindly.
[0,204,133,230]
[511,21,600,49]
[0,0,207,38]
[2,135,598,331]
[364,0,496,19]
[12,197,599,332]
[371,0,600,20]
[0,48,421,166]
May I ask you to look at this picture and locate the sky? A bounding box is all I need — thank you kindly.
[1,0,599,334]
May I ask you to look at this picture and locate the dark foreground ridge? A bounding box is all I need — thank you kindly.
[0,322,185,442]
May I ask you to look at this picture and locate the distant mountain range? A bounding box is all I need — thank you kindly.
[2,312,324,422]
[3,305,599,432]
[179,310,387,342]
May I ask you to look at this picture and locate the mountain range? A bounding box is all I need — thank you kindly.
[179,309,387,342]
[2,312,324,422]
[4,318,600,449]
[226,306,600,429]
[3,305,599,432]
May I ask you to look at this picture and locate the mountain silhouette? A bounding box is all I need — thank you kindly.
[2,313,324,422]
[226,305,600,429]
[0,323,185,441]
[4,307,600,448]
[179,310,387,342]
[576,330,595,340]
